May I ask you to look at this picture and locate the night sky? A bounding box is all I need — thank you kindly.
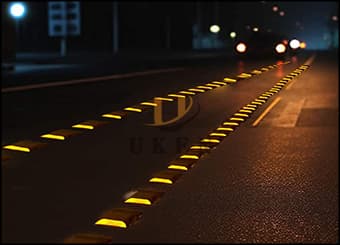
[2,1,338,53]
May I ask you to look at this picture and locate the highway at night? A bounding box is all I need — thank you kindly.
[2,51,338,243]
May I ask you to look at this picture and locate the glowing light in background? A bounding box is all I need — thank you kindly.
[9,2,26,18]
[230,31,236,38]
[279,11,285,16]
[289,39,301,49]
[272,5,279,12]
[253,27,259,32]
[275,43,286,53]
[236,42,247,53]
[300,41,307,49]
[210,25,220,33]
[332,15,338,21]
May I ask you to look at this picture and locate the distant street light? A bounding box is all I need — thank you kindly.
[230,32,236,39]
[253,27,259,32]
[332,15,338,21]
[289,39,300,49]
[272,5,279,12]
[210,25,220,33]
[9,2,26,18]
[279,11,285,16]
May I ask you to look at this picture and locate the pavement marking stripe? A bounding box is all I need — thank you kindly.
[2,67,185,93]
[285,80,296,90]
[270,99,305,127]
[252,97,281,127]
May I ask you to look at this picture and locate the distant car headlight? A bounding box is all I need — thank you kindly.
[235,42,247,53]
[289,39,300,49]
[275,43,287,54]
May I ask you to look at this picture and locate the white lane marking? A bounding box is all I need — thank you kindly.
[2,67,185,93]
[252,97,281,127]
[304,54,316,66]
[270,99,305,127]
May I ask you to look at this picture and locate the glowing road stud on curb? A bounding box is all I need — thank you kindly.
[179,91,196,95]
[95,208,142,229]
[180,154,199,160]
[124,107,142,113]
[124,190,164,206]
[216,127,234,131]
[212,81,227,85]
[223,78,237,83]
[223,122,239,126]
[154,97,174,101]
[168,94,186,98]
[41,129,81,140]
[149,170,183,184]
[209,133,227,137]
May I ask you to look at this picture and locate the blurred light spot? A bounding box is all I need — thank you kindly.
[279,11,285,16]
[289,39,300,49]
[230,32,236,38]
[9,2,25,18]
[332,15,338,21]
[272,5,279,12]
[236,42,247,53]
[210,25,220,33]
[253,27,259,32]
[275,43,286,53]
[300,42,306,49]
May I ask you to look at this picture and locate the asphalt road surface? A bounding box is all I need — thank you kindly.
[2,51,338,243]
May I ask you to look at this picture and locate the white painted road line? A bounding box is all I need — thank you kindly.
[2,67,185,93]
